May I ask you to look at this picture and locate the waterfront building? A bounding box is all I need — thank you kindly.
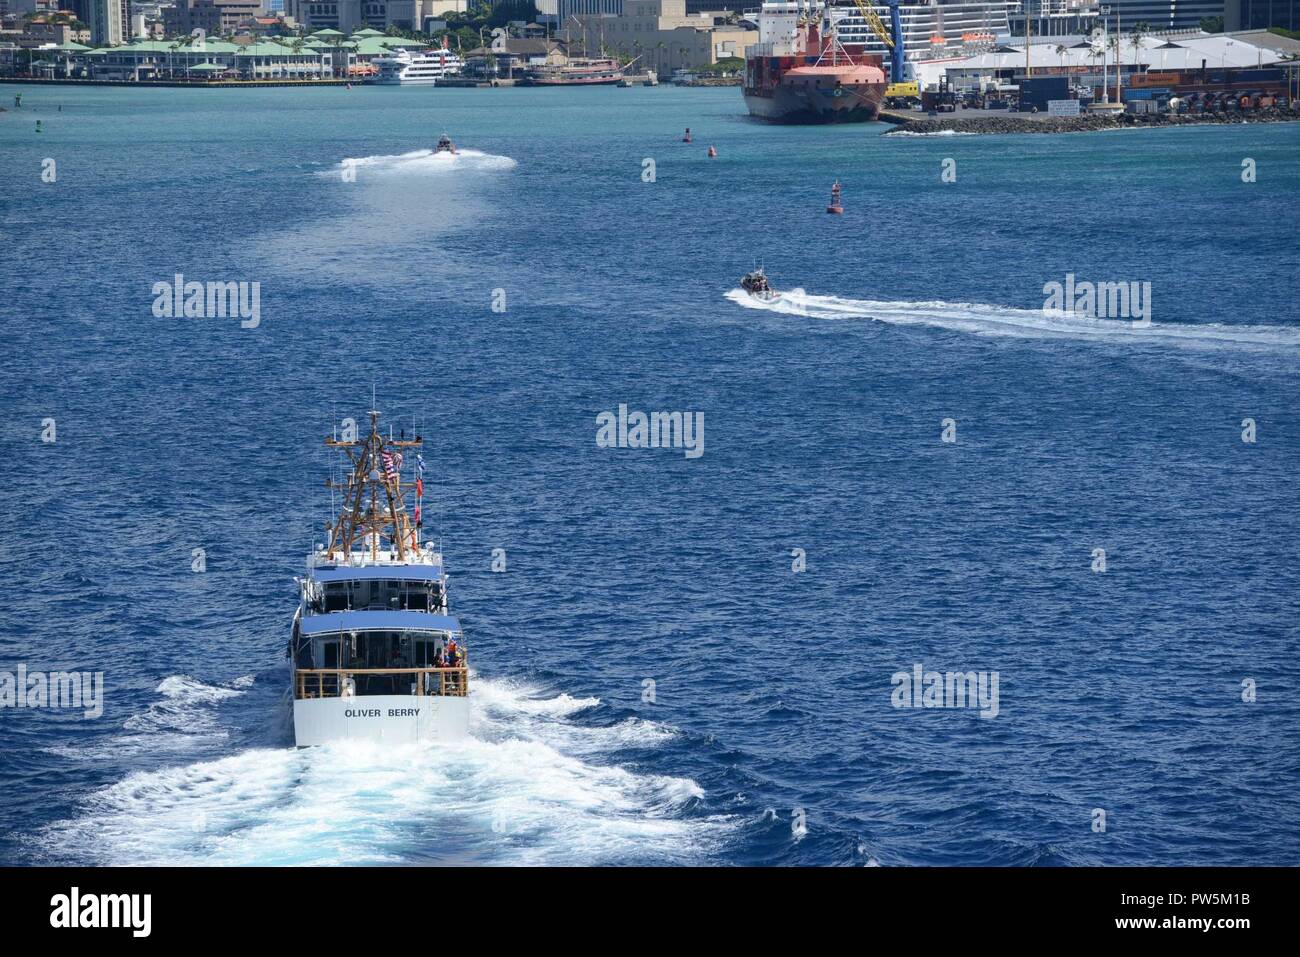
[461,35,566,76]
[574,0,757,76]
[933,28,1283,89]
[0,23,444,78]
[72,34,334,76]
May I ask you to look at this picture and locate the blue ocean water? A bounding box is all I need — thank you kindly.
[1,83,1298,866]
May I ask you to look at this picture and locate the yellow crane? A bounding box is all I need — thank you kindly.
[851,0,918,100]
[851,0,894,48]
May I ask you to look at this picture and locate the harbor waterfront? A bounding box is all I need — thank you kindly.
[2,81,1298,868]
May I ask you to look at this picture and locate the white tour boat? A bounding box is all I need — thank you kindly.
[373,46,463,86]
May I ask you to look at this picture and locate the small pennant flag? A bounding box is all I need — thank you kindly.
[416,477,424,498]
[414,504,422,527]
[416,453,426,476]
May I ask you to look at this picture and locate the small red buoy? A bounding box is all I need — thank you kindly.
[707,145,717,158]
[683,127,692,143]
[826,179,844,214]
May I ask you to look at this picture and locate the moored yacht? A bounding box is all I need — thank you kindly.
[373,45,463,86]
[289,408,469,746]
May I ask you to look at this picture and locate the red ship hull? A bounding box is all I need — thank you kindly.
[744,53,887,123]
[743,62,887,123]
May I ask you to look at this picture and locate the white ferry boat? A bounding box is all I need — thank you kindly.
[373,46,463,86]
[289,408,469,746]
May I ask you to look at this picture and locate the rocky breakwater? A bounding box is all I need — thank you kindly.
[880,106,1300,136]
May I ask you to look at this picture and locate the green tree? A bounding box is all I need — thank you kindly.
[1129,21,1149,70]
[1199,16,1224,33]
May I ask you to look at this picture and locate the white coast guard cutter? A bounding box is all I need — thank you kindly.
[289,408,468,746]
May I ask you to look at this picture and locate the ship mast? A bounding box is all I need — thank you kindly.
[323,408,423,563]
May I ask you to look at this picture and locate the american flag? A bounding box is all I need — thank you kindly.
[381,451,402,482]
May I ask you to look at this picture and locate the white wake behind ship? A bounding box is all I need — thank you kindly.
[289,408,468,746]
[373,46,463,85]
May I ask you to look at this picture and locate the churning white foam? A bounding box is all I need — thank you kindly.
[726,288,1300,350]
[886,129,978,137]
[327,148,517,179]
[121,675,245,735]
[43,676,249,761]
[37,675,722,866]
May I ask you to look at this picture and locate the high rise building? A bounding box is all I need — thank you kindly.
[1234,0,1299,30]
[557,0,624,32]
[285,0,384,31]
[164,0,265,37]
[1086,0,1228,31]
[88,0,128,46]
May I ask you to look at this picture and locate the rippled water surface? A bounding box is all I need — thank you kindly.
[1,83,1298,866]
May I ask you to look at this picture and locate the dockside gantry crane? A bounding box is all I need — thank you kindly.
[851,0,907,84]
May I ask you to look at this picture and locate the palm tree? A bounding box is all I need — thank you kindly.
[1106,32,1120,96]
[1129,20,1149,73]
[1055,43,1067,73]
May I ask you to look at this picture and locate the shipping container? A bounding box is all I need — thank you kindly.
[1018,76,1069,112]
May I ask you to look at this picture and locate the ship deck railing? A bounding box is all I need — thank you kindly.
[295,667,469,700]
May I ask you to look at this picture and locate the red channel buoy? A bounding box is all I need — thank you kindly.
[826,180,844,215]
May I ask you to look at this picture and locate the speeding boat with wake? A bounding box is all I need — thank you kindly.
[741,268,778,300]
[434,134,457,155]
[288,407,469,746]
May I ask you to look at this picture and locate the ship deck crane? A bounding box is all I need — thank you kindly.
[850,0,907,85]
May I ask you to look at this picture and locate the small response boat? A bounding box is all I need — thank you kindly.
[434,134,457,155]
[741,267,777,301]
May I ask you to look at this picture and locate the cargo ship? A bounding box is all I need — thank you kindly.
[743,1,888,123]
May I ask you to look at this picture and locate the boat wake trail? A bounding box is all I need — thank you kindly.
[725,288,1300,351]
[35,676,727,866]
[261,149,517,283]
[326,148,516,179]
[42,675,252,760]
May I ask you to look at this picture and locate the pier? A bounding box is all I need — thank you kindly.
[2,76,353,88]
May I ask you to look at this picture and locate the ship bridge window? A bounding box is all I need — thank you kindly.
[316,578,442,612]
